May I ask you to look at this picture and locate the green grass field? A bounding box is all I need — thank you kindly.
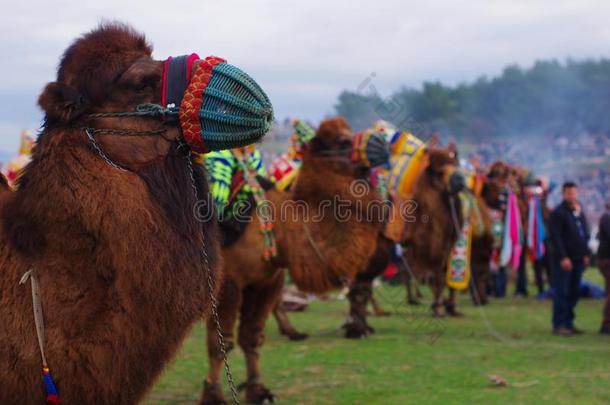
[146,271,610,405]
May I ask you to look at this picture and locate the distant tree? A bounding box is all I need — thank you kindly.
[334,58,610,140]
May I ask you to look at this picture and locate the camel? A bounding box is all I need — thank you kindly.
[480,161,540,297]
[0,23,230,404]
[201,117,386,404]
[469,160,537,305]
[342,147,466,338]
[402,148,467,317]
[469,194,494,305]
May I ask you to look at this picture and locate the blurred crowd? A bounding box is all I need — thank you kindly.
[470,132,610,225]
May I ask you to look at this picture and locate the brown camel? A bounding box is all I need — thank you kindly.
[342,147,466,338]
[403,148,466,317]
[470,160,533,304]
[468,193,494,305]
[481,161,511,295]
[481,161,536,296]
[202,117,385,404]
[0,24,226,404]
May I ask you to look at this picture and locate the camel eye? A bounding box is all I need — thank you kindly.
[339,139,352,149]
[133,75,159,93]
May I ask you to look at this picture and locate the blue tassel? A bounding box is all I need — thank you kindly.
[42,366,60,404]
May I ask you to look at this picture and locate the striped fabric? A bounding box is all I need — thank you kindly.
[204,148,267,220]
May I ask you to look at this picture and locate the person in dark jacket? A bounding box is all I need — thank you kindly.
[598,203,610,335]
[549,182,590,336]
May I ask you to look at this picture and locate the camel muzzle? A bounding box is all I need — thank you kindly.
[86,54,274,154]
[448,170,466,194]
[351,131,390,168]
[165,55,274,153]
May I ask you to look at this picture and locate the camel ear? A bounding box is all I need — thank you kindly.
[421,149,430,168]
[38,82,87,124]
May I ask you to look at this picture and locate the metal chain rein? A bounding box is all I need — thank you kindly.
[185,150,240,405]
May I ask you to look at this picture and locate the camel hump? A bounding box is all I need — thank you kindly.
[316,117,352,138]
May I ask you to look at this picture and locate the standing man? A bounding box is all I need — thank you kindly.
[598,203,610,335]
[549,182,590,336]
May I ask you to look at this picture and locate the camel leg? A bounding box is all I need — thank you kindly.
[401,255,422,306]
[475,270,489,306]
[444,288,464,317]
[478,268,489,305]
[370,293,391,316]
[470,264,490,306]
[405,272,422,306]
[273,302,309,341]
[470,268,483,306]
[430,273,445,317]
[201,278,243,405]
[416,283,424,299]
[238,272,284,404]
[345,281,375,338]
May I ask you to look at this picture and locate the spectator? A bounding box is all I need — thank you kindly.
[549,182,590,336]
[598,203,610,335]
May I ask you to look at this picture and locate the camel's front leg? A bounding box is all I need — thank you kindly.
[370,293,391,316]
[470,267,489,306]
[201,278,243,405]
[444,287,464,317]
[430,273,445,317]
[238,272,283,404]
[405,271,422,306]
[345,281,375,338]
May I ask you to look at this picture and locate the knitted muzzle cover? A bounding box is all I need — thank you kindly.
[162,54,274,153]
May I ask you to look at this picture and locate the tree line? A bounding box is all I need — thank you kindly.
[335,58,610,139]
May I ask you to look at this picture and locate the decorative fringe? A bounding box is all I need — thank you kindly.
[235,155,278,261]
[446,192,473,290]
[500,190,523,270]
[42,366,60,404]
[527,195,546,261]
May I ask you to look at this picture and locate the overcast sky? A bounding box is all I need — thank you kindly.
[0,0,609,153]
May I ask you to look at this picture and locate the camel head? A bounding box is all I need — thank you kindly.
[37,23,178,170]
[305,117,389,178]
[37,22,272,172]
[511,165,532,192]
[425,147,465,195]
[487,161,510,189]
[481,160,510,207]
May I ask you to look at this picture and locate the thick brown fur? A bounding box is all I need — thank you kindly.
[0,23,221,404]
[343,147,466,337]
[404,148,464,317]
[201,117,383,404]
[282,128,384,293]
[344,234,394,338]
